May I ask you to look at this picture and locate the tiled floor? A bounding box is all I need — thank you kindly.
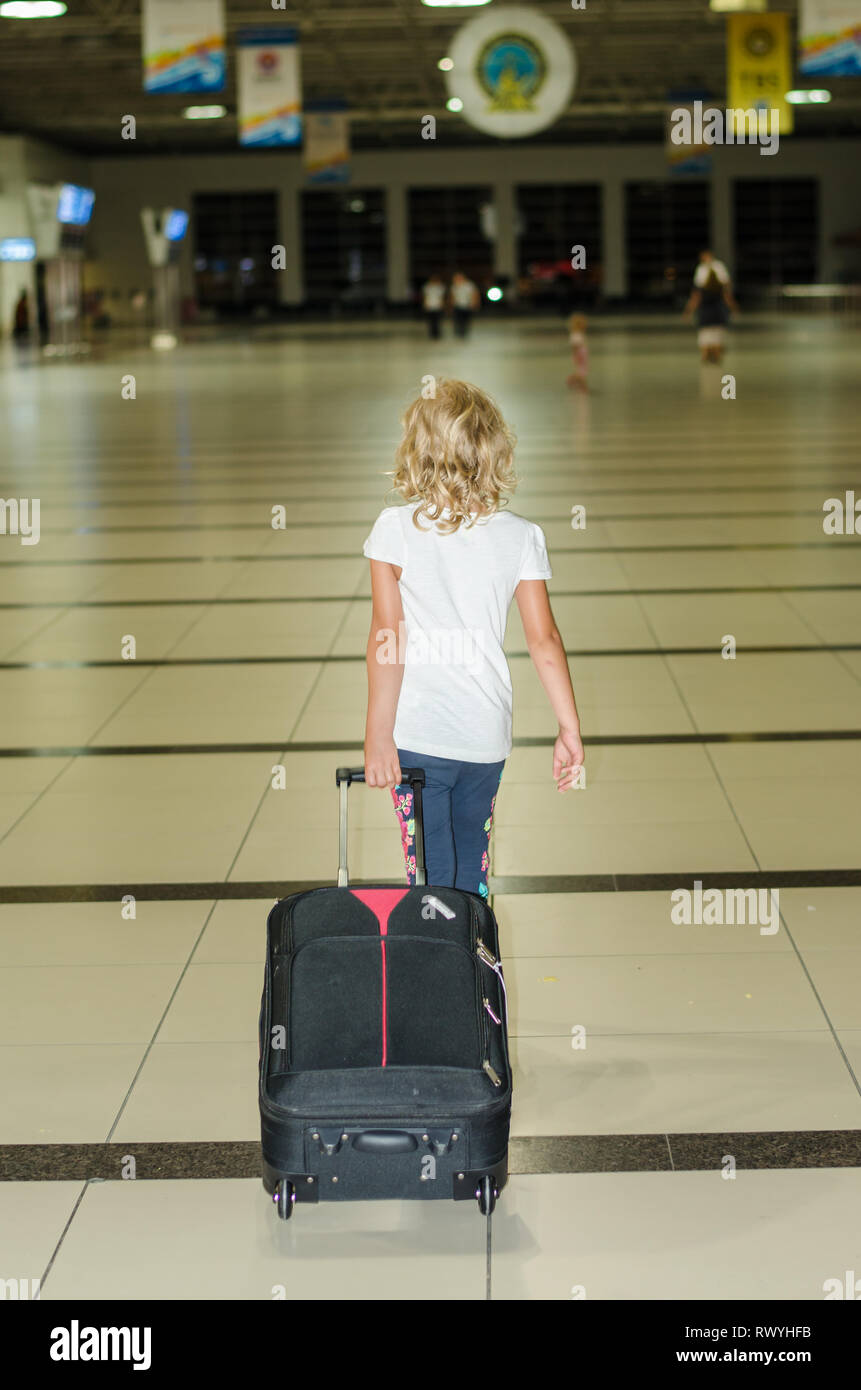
[1,314,859,1300]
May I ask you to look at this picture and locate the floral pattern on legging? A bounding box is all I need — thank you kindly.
[477,769,504,898]
[391,789,417,885]
[392,767,504,894]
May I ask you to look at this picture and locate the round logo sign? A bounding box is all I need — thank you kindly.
[744,27,775,59]
[446,6,576,138]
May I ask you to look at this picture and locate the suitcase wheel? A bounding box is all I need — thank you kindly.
[476,1175,497,1217]
[274,1179,296,1221]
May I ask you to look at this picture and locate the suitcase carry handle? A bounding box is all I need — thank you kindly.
[335,766,427,888]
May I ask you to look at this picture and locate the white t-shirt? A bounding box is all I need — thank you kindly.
[422,281,446,311]
[451,279,477,309]
[363,502,552,762]
[694,259,730,287]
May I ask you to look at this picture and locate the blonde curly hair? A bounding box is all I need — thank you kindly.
[389,379,518,534]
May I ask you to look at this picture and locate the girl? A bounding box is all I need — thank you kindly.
[684,267,737,365]
[566,313,589,391]
[362,379,584,897]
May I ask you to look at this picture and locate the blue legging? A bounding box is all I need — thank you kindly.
[392,748,505,898]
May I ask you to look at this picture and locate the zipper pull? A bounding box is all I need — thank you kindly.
[476,938,497,968]
[483,996,501,1026]
[482,1059,502,1087]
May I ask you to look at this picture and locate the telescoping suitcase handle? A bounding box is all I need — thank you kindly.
[335,766,426,889]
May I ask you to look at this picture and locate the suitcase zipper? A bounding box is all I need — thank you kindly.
[476,938,508,1027]
[476,937,508,1086]
[483,996,501,1026]
[482,1059,502,1087]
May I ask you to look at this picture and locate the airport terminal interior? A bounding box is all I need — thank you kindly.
[1,0,860,1306]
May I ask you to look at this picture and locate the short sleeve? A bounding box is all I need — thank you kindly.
[517,521,552,583]
[363,507,405,568]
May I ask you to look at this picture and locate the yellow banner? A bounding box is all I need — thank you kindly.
[727,12,794,136]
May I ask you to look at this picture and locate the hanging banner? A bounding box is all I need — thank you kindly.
[799,0,861,75]
[304,104,350,183]
[237,28,302,147]
[727,12,794,136]
[665,105,713,175]
[142,0,225,94]
[444,5,576,139]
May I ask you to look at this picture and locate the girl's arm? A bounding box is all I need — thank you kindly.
[364,559,405,788]
[683,288,701,318]
[515,579,584,792]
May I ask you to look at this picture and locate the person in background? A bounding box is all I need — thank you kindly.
[566,313,589,391]
[693,248,732,292]
[12,288,30,339]
[684,263,738,365]
[449,272,480,338]
[421,273,446,339]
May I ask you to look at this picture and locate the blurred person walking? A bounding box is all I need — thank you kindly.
[566,313,590,391]
[421,273,446,339]
[684,251,738,364]
[449,272,480,338]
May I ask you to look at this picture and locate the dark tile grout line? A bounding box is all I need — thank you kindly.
[32,550,285,1295]
[38,1181,91,1296]
[3,541,858,568]
[7,584,861,611]
[2,869,861,903]
[98,538,328,1151]
[25,509,852,535]
[6,646,861,674]
[93,560,368,1175]
[4,1132,861,1184]
[3,730,861,759]
[5,449,859,475]
[618,562,861,1104]
[6,478,857,500]
[780,588,861,702]
[748,589,861,1101]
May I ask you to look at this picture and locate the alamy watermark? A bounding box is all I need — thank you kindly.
[375,622,485,672]
[671,881,779,936]
[669,101,780,157]
[0,497,40,545]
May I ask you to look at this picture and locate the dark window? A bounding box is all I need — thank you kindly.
[301,189,387,310]
[192,191,278,315]
[624,182,711,302]
[408,186,494,292]
[517,183,602,308]
[733,179,818,288]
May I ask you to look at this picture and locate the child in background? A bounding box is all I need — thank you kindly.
[683,268,736,365]
[566,313,589,391]
[362,379,584,897]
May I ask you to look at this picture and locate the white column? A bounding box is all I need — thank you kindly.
[277,183,303,305]
[710,160,734,279]
[385,183,409,303]
[493,181,517,293]
[602,176,625,298]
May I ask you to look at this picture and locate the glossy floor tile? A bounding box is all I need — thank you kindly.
[1,317,859,1302]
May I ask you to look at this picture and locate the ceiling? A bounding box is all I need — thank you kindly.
[0,0,858,155]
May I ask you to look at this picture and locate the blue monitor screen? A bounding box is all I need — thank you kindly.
[57,184,95,226]
[164,210,189,242]
[0,238,36,262]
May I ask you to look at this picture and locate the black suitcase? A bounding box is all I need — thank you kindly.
[259,765,511,1220]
